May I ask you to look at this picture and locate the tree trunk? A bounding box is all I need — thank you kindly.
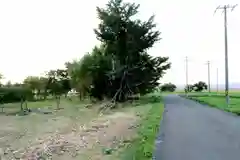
[79,92,82,100]
[64,93,67,98]
[20,98,24,111]
[25,100,28,110]
[56,96,60,109]
[37,89,41,100]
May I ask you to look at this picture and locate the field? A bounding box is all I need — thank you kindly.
[179,90,240,115]
[0,94,163,160]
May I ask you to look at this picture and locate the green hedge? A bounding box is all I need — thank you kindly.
[0,87,34,103]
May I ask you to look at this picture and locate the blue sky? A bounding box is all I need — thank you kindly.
[0,0,239,85]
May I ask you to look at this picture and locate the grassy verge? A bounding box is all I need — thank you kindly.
[185,95,240,115]
[176,91,240,98]
[121,98,164,160]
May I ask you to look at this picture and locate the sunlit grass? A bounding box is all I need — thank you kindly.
[121,94,164,160]
[188,96,240,115]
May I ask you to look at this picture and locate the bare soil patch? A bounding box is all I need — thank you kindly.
[0,100,143,160]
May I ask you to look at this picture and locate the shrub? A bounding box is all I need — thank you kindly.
[0,87,34,103]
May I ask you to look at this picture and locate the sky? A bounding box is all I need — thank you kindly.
[0,0,239,86]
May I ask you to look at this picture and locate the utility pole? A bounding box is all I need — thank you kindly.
[206,61,211,93]
[214,4,237,107]
[216,68,219,94]
[185,56,188,96]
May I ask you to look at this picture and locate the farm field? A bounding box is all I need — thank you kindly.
[176,90,240,97]
[182,91,240,115]
[0,94,163,160]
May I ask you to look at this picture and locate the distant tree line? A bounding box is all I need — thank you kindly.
[157,81,208,93]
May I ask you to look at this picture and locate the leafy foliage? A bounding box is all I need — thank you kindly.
[23,76,41,93]
[2,0,171,107]
[0,73,3,87]
[23,76,49,99]
[0,73,34,111]
[160,83,176,92]
[184,84,194,93]
[0,87,33,110]
[66,0,170,102]
[46,69,71,108]
[66,47,112,100]
[193,81,208,92]
[46,69,71,95]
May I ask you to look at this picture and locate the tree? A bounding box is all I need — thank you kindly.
[0,86,33,111]
[160,83,176,92]
[46,69,71,109]
[184,84,194,93]
[85,0,171,102]
[23,76,41,98]
[23,76,50,100]
[17,87,33,111]
[65,54,95,100]
[0,74,3,87]
[12,83,22,87]
[39,77,49,99]
[193,81,207,92]
[5,81,12,88]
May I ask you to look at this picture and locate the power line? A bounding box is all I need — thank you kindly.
[214,4,237,107]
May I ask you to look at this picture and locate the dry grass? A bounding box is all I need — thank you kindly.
[0,98,149,160]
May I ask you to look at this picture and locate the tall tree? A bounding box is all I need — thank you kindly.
[92,0,170,101]
[66,0,170,103]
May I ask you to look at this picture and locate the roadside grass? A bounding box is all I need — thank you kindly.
[186,95,240,115]
[121,94,164,160]
[176,90,240,98]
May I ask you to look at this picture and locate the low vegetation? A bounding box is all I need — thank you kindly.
[184,81,208,93]
[121,94,164,160]
[185,94,240,115]
[160,83,176,92]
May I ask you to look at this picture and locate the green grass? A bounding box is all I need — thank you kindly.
[187,95,240,115]
[176,90,240,98]
[121,96,164,160]
[0,97,92,116]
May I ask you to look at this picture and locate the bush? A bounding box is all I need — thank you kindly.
[160,83,176,92]
[193,81,207,92]
[0,87,34,103]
